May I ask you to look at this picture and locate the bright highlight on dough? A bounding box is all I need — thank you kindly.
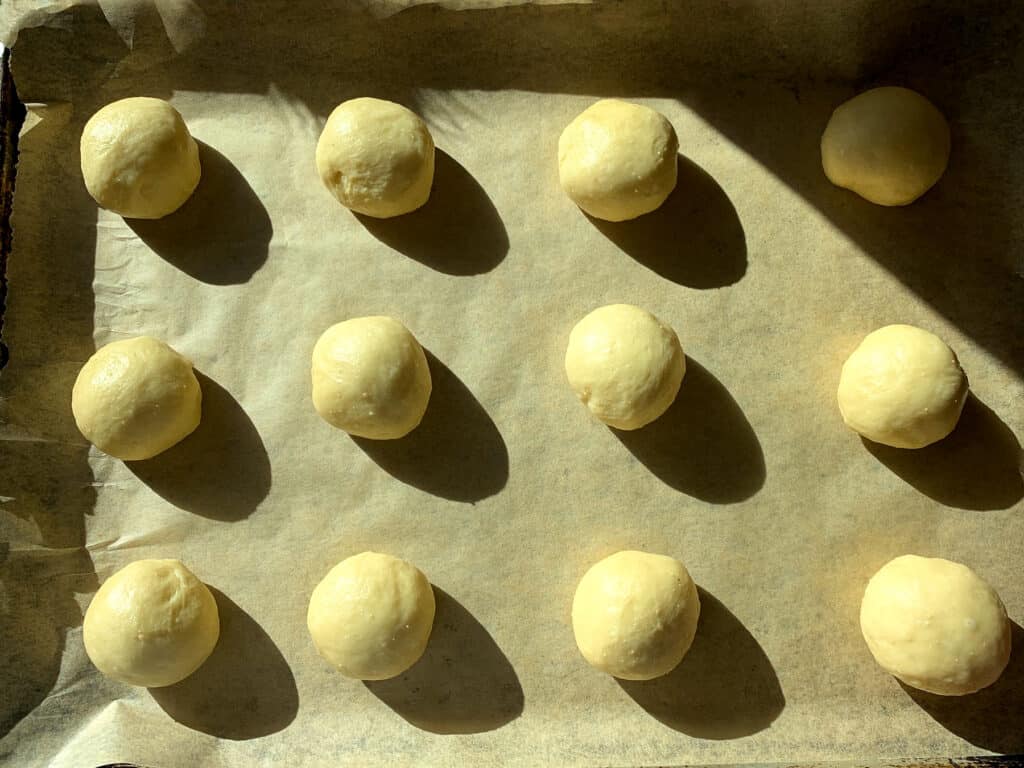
[316,97,435,218]
[83,559,220,688]
[565,303,685,430]
[860,555,1011,695]
[572,550,701,680]
[837,324,967,449]
[558,99,679,221]
[311,316,432,440]
[821,86,950,206]
[72,336,202,461]
[307,552,436,680]
[80,97,201,219]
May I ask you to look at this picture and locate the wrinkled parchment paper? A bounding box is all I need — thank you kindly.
[2,2,1023,766]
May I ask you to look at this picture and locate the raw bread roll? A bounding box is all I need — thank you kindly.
[83,559,220,688]
[80,97,201,219]
[821,87,950,206]
[316,97,435,218]
[572,550,701,680]
[837,324,967,449]
[307,552,436,680]
[72,336,202,461]
[565,303,685,430]
[860,555,1011,695]
[558,99,678,221]
[311,316,432,440]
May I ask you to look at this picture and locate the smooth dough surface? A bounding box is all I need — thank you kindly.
[837,324,967,449]
[315,97,435,218]
[80,97,201,219]
[311,316,432,440]
[572,550,700,680]
[821,86,950,206]
[307,552,436,680]
[860,555,1011,695]
[565,303,685,430]
[72,336,202,461]
[83,559,220,688]
[558,99,679,222]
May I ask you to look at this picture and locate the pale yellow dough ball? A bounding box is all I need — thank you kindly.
[565,303,685,430]
[572,550,701,680]
[315,97,435,218]
[558,99,679,221]
[72,336,202,461]
[860,555,1011,695]
[307,552,436,680]
[311,316,432,440]
[821,86,950,206]
[80,97,201,219]
[837,324,967,449]
[83,559,220,688]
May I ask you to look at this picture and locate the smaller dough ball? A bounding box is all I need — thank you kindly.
[80,97,201,219]
[572,550,700,680]
[83,559,220,688]
[860,555,1011,695]
[837,324,967,449]
[311,316,431,440]
[558,99,679,222]
[307,552,436,680]
[316,97,435,218]
[821,87,950,206]
[565,304,685,430]
[72,336,202,461]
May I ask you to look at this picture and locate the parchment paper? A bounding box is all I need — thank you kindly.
[2,2,1022,766]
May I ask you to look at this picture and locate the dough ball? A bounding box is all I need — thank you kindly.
[837,324,967,449]
[72,336,202,461]
[572,550,700,680]
[80,97,201,219]
[311,316,431,440]
[307,552,436,680]
[315,97,435,218]
[558,99,679,222]
[83,559,220,688]
[860,555,1011,695]
[821,87,950,206]
[565,303,685,430]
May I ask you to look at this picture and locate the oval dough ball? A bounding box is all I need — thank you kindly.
[307,552,436,680]
[72,336,202,461]
[80,97,201,219]
[572,550,700,680]
[860,555,1011,695]
[558,99,679,222]
[311,316,431,440]
[83,559,220,688]
[565,304,685,430]
[315,97,435,218]
[837,324,967,449]
[821,87,950,206]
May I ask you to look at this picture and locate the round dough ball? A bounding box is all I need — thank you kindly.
[565,303,685,430]
[307,552,436,680]
[80,97,201,219]
[72,336,202,461]
[83,559,220,688]
[821,87,950,206]
[860,555,1011,695]
[572,550,700,680]
[311,316,431,440]
[315,97,435,218]
[837,324,967,449]
[558,99,679,222]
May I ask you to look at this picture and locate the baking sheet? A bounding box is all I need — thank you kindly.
[1,1,1022,766]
